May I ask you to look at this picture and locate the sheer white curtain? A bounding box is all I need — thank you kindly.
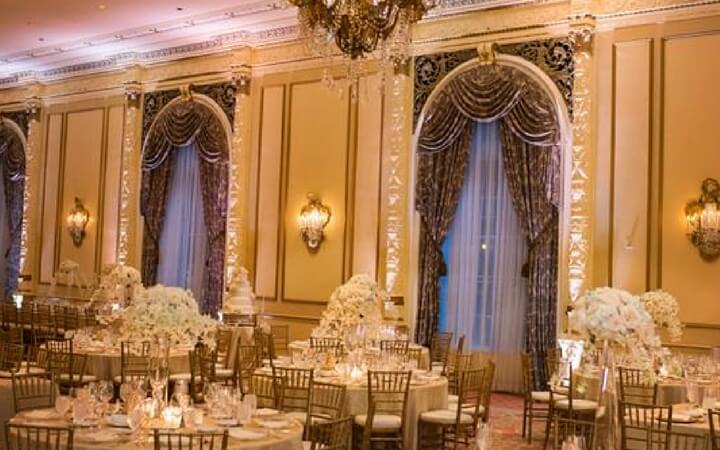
[157,144,207,302]
[0,176,7,300]
[444,121,528,393]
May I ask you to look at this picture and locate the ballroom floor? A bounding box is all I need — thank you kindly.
[488,393,543,450]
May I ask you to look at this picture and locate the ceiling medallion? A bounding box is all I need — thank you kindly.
[288,0,437,98]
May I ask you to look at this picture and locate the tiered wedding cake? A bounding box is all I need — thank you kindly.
[224,268,255,314]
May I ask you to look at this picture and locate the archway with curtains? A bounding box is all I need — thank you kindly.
[412,52,572,389]
[0,118,27,301]
[140,95,231,317]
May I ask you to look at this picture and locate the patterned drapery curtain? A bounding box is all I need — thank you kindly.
[0,125,25,299]
[416,64,561,387]
[141,99,229,316]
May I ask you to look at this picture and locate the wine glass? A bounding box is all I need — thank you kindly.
[55,395,72,417]
[119,382,135,405]
[98,380,114,412]
[244,394,257,416]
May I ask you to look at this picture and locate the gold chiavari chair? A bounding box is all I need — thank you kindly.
[546,362,598,450]
[117,341,151,385]
[307,416,353,450]
[479,360,495,422]
[153,429,228,450]
[380,340,410,356]
[215,328,234,368]
[272,366,314,424]
[447,352,484,397]
[354,370,411,450]
[11,372,56,413]
[309,382,347,425]
[407,347,424,369]
[223,313,257,328]
[5,423,74,450]
[0,342,25,373]
[545,347,561,387]
[46,339,73,355]
[2,303,18,328]
[235,344,258,395]
[618,366,659,405]
[250,373,284,409]
[271,325,290,355]
[0,327,23,345]
[80,307,98,328]
[309,337,343,357]
[419,368,485,450]
[32,304,56,344]
[619,401,671,450]
[19,301,34,333]
[553,417,596,450]
[58,353,95,391]
[521,352,561,443]
[429,332,453,373]
[255,329,277,363]
[57,306,79,334]
[710,409,720,450]
[187,344,218,403]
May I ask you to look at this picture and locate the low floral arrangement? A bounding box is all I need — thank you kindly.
[639,289,683,342]
[118,285,218,348]
[53,259,88,289]
[312,274,384,339]
[569,287,663,372]
[58,260,80,274]
[91,264,143,306]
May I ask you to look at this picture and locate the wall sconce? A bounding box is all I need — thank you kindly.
[66,197,89,247]
[298,193,331,252]
[685,178,720,261]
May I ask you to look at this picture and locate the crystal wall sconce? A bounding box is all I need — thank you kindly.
[298,193,331,252]
[66,197,90,247]
[685,178,720,261]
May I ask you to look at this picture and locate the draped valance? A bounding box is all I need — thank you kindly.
[418,65,560,153]
[142,99,229,171]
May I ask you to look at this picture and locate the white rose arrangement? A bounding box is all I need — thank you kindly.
[91,264,143,305]
[312,274,384,339]
[569,287,663,373]
[118,285,218,348]
[639,289,683,342]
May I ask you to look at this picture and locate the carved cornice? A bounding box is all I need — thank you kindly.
[124,81,143,109]
[231,64,253,95]
[25,98,42,122]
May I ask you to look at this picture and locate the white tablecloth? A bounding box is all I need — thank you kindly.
[73,346,191,381]
[0,377,56,450]
[288,340,432,370]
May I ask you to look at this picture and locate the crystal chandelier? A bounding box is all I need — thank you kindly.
[289,0,437,88]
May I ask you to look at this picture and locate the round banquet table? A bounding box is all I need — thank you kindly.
[621,403,713,446]
[258,366,448,450]
[0,373,57,450]
[7,409,304,450]
[288,340,432,371]
[71,344,192,381]
[577,371,687,405]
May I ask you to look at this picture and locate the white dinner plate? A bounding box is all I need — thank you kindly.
[259,419,290,429]
[22,409,62,421]
[106,414,129,428]
[254,408,279,417]
[229,428,267,440]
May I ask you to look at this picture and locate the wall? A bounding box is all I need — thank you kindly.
[247,68,387,341]
[594,15,720,348]
[35,97,125,295]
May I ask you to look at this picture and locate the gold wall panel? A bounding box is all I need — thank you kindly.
[254,86,285,298]
[39,114,63,284]
[611,39,652,292]
[661,32,720,326]
[101,105,125,266]
[283,81,350,303]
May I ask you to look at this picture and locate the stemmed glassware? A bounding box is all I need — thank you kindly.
[97,380,114,416]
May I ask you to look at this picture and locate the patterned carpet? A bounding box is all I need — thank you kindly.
[487,393,544,450]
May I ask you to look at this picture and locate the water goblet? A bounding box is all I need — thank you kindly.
[97,380,114,414]
[55,395,73,417]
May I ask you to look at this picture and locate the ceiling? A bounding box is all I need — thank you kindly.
[0,0,297,81]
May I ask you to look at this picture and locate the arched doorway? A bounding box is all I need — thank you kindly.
[0,118,27,300]
[410,52,572,388]
[140,94,231,316]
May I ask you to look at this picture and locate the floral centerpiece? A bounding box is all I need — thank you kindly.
[639,289,683,342]
[53,259,89,290]
[91,263,143,307]
[118,285,218,348]
[312,274,384,340]
[568,287,663,365]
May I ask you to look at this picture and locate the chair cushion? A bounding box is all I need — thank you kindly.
[448,403,485,416]
[216,368,234,378]
[354,414,402,430]
[286,411,307,424]
[420,409,474,425]
[58,373,97,383]
[532,391,566,402]
[554,399,598,411]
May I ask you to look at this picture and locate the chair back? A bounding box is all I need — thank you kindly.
[650,429,709,450]
[366,370,411,423]
[271,325,290,355]
[553,417,595,450]
[309,382,346,423]
[153,429,228,450]
[273,366,313,414]
[215,328,234,368]
[429,332,453,365]
[11,373,56,413]
[250,373,284,409]
[480,360,495,421]
[5,423,74,450]
[520,353,535,400]
[2,303,18,327]
[46,339,73,354]
[618,401,671,450]
[236,345,258,395]
[454,368,486,424]
[710,409,720,450]
[308,416,352,450]
[46,349,72,375]
[121,341,151,384]
[255,329,277,362]
[380,340,409,356]
[0,327,23,345]
[618,366,658,405]
[0,343,25,372]
[309,337,343,357]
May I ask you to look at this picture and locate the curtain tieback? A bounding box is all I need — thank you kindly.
[521,216,556,278]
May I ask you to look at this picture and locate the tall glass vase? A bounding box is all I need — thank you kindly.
[594,341,618,450]
[149,338,171,407]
